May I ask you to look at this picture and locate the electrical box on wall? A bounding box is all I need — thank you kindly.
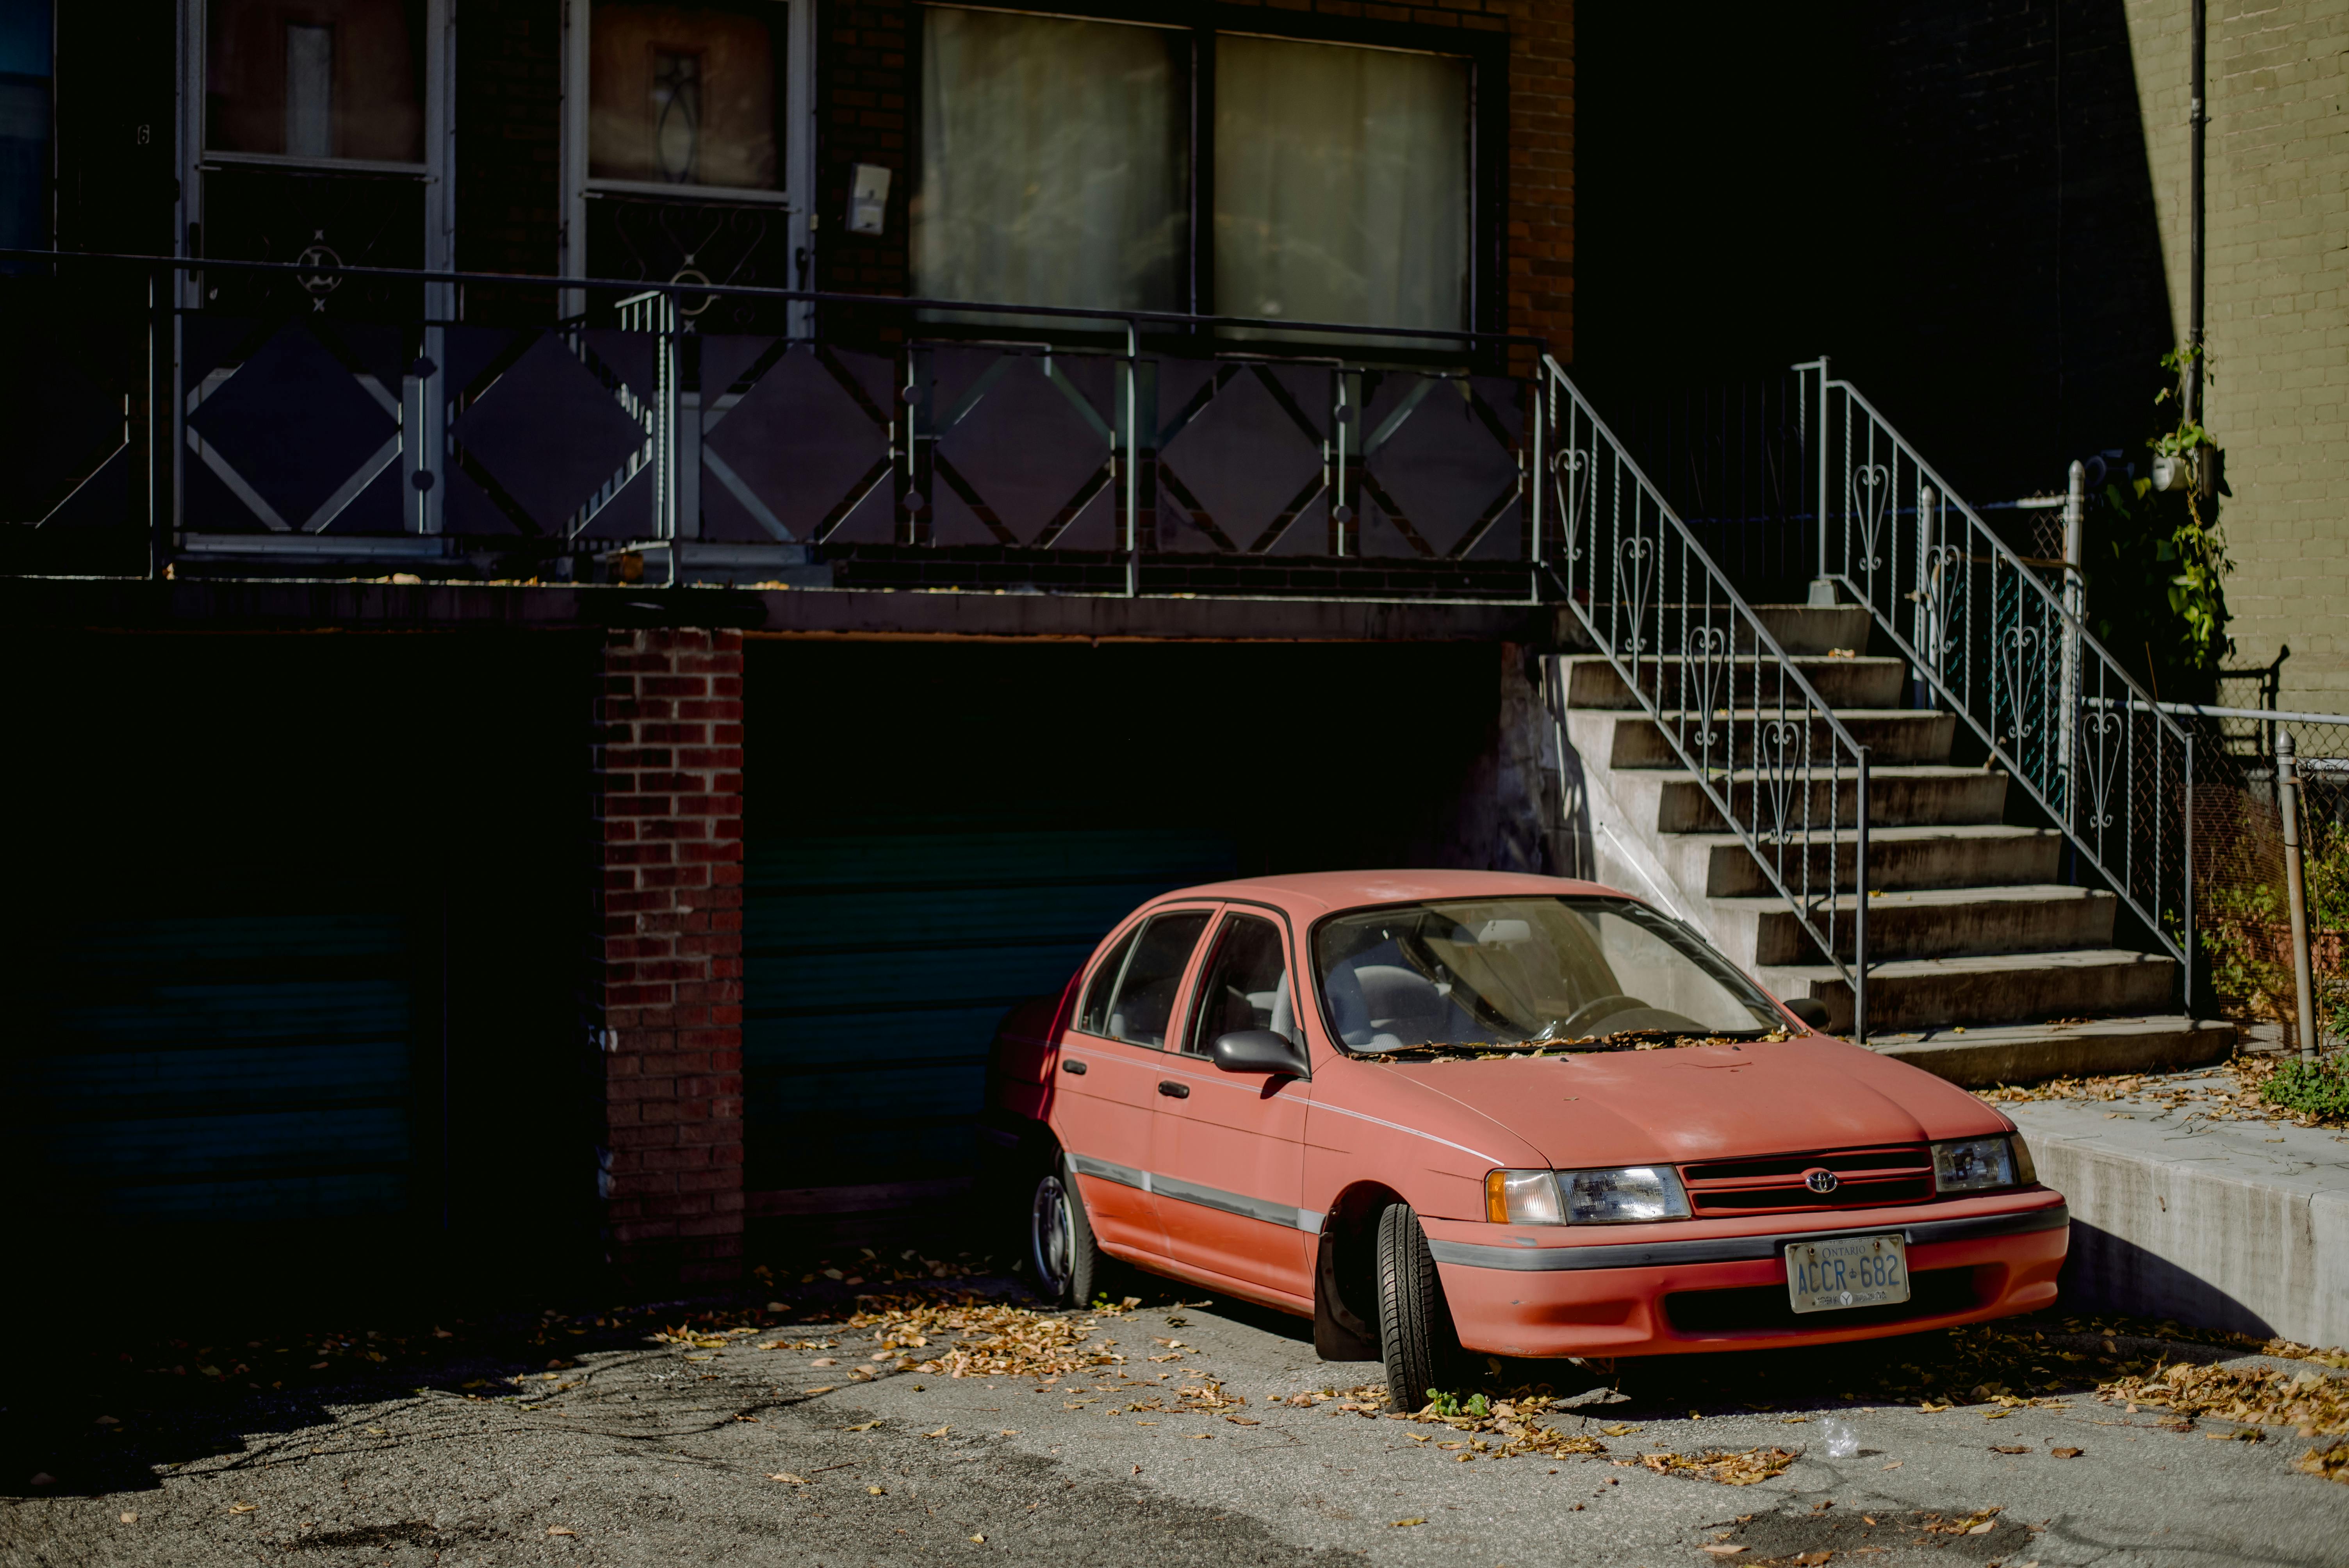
[848,164,891,235]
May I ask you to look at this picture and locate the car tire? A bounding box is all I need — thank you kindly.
[1030,1160,1110,1308]
[1376,1201,1459,1411]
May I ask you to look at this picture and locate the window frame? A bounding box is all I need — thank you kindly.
[1067,902,1220,1052]
[906,1,1503,347]
[558,0,814,319]
[1181,905,1305,1060]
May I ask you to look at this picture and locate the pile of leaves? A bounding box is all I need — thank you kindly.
[1276,1385,1390,1413]
[1374,1030,1788,1063]
[1623,1447,1798,1486]
[2101,1361,2348,1453]
[2105,1358,2349,1486]
[1403,1390,1612,1463]
[847,1296,1131,1380]
[1979,1059,2343,1129]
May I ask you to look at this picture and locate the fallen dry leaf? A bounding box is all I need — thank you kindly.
[1391,1517,1427,1527]
[1991,1445,2031,1454]
[868,1486,886,1496]
[226,1503,257,1515]
[768,1473,809,1485]
[2051,1447,2084,1458]
[1699,1548,1747,1559]
[1225,1415,1260,1425]
[1880,1460,1902,1470]
[547,1525,576,1536]
[118,1512,137,1525]
[924,1425,952,1438]
[970,1534,986,1544]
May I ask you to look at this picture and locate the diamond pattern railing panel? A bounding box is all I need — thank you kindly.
[181,319,406,535]
[700,340,895,545]
[1358,371,1526,561]
[921,347,1118,549]
[446,328,649,538]
[1153,360,1333,555]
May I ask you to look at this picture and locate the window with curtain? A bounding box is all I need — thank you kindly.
[206,0,426,163]
[1214,34,1469,333]
[589,1,786,191]
[913,7,1188,313]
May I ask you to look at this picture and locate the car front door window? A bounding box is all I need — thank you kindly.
[1186,913,1295,1055]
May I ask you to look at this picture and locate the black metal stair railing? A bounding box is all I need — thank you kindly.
[1540,355,1874,1036]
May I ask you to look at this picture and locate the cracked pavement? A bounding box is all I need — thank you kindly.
[5,1288,2346,1568]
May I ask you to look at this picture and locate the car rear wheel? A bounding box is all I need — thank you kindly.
[1030,1162,1109,1308]
[1376,1201,1460,1411]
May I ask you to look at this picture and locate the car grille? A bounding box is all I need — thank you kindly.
[1677,1144,1934,1215]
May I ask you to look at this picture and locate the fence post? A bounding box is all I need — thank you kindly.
[1913,483,1938,708]
[2059,461,2085,827]
[1809,358,1834,607]
[1854,746,1870,1043]
[2277,730,2318,1060]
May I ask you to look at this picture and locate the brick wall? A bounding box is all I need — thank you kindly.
[2126,0,2349,711]
[455,0,563,280]
[588,628,747,1286]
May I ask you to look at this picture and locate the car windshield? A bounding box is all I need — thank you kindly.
[1313,896,1785,1052]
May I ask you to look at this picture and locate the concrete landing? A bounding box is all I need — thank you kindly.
[2007,1068,2349,1349]
[1873,1014,2237,1085]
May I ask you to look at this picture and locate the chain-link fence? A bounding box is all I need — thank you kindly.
[2177,704,2349,1048]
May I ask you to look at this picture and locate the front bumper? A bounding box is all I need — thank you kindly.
[1424,1189,2068,1358]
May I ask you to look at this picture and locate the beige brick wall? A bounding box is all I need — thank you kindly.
[2126,0,2349,711]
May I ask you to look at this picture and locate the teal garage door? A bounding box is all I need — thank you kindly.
[9,912,420,1226]
[743,826,1236,1194]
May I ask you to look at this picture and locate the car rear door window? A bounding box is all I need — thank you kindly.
[1085,910,1210,1048]
[1186,914,1295,1055]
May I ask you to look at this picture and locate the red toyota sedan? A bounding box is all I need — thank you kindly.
[981,871,2067,1403]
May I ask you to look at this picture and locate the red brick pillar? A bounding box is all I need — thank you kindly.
[588,627,746,1285]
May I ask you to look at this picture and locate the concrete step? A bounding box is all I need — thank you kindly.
[1625,764,2009,833]
[1599,708,1957,768]
[1747,604,1875,656]
[1866,1015,2236,1087]
[1561,652,1907,711]
[1713,884,2119,967]
[1758,947,2179,1034]
[1658,824,2064,897]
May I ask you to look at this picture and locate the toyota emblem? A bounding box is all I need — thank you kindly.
[1803,1168,1841,1194]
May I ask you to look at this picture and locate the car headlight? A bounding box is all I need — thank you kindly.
[1932,1135,2027,1193]
[1484,1166,1690,1225]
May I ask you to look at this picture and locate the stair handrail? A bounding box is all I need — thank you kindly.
[1804,367,2194,992]
[1540,355,1874,1038]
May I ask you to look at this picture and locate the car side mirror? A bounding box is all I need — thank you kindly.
[1211,1029,1306,1077]
[1783,997,1832,1031]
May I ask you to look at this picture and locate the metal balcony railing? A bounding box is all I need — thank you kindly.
[1,250,1552,600]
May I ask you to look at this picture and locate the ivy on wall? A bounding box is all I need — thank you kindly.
[2083,347,2231,701]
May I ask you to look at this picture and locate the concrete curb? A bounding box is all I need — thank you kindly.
[2007,1079,2349,1348]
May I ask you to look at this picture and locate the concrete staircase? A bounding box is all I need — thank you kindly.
[1560,603,2233,1085]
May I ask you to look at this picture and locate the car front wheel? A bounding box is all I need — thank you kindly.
[1030,1162,1110,1308]
[1376,1201,1461,1411]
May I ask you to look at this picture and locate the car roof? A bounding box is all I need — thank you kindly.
[1155,870,1640,918]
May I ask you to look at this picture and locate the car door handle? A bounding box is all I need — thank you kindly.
[1157,1080,1189,1099]
[1060,1058,1087,1075]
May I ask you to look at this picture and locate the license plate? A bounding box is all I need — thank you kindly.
[1784,1233,1910,1314]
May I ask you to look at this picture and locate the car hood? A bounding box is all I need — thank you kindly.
[1354,1037,2010,1170]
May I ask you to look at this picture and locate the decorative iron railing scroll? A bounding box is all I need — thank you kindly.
[1540,356,1874,1037]
[1811,373,2193,986]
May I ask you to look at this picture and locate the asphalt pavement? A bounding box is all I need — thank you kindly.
[5,1285,2346,1568]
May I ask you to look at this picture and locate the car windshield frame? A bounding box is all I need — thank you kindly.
[1308,894,1789,1055]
